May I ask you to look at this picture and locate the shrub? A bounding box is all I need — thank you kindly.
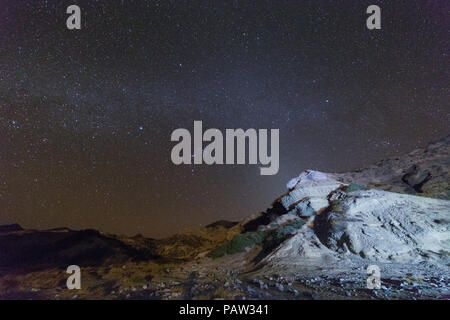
[207,220,305,259]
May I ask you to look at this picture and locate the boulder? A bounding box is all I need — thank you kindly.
[313,189,450,262]
[402,165,431,192]
[281,170,343,209]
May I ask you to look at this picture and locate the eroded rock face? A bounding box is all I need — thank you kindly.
[314,189,450,263]
[264,148,449,270]
[336,135,450,199]
[244,137,449,276]
[402,165,431,192]
[242,171,340,231]
[265,186,450,268]
[287,198,329,217]
[281,170,342,210]
[286,170,331,189]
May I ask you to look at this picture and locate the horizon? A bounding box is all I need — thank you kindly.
[1,132,447,239]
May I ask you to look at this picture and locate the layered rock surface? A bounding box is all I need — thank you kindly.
[251,137,450,276]
[336,136,450,199]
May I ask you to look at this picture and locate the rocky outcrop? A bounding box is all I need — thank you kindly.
[283,170,342,209]
[244,136,450,274]
[315,189,449,262]
[402,164,431,192]
[263,173,450,273]
[0,227,159,273]
[336,135,450,199]
[0,224,23,233]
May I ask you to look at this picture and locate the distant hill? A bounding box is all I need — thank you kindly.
[0,227,158,273]
[0,224,23,233]
[205,220,239,229]
[0,220,239,273]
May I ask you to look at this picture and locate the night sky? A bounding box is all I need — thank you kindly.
[0,1,448,238]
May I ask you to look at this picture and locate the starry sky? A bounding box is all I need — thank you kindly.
[0,1,448,238]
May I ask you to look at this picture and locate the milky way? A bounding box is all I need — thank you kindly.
[0,1,448,237]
